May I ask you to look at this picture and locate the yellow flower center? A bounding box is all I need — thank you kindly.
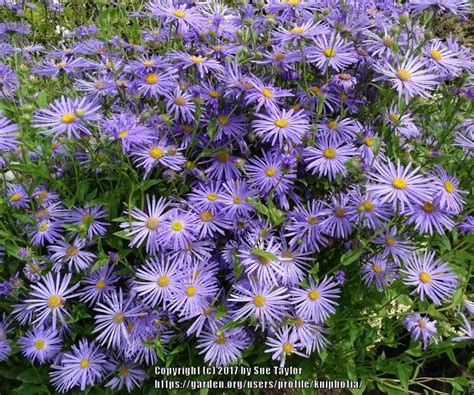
[174,96,186,106]
[200,211,214,222]
[327,120,339,130]
[291,26,305,35]
[262,88,273,98]
[396,68,412,81]
[149,146,164,159]
[208,90,219,98]
[48,295,62,309]
[253,295,266,307]
[265,167,277,177]
[145,73,158,84]
[430,49,442,61]
[119,367,129,377]
[157,275,169,287]
[383,36,393,47]
[146,218,159,230]
[207,193,218,201]
[113,312,125,324]
[293,316,304,327]
[38,190,48,199]
[171,221,184,231]
[361,200,374,211]
[282,342,294,354]
[308,290,320,301]
[385,236,396,246]
[174,10,186,18]
[417,319,427,329]
[96,279,106,289]
[190,55,204,63]
[335,207,345,217]
[309,86,320,95]
[233,196,242,204]
[308,216,318,225]
[66,247,78,257]
[10,193,22,202]
[185,285,197,297]
[143,60,155,67]
[323,148,337,159]
[60,113,76,124]
[119,130,128,139]
[273,52,285,61]
[274,118,288,128]
[372,264,382,273]
[34,339,45,350]
[419,272,431,283]
[323,47,336,57]
[38,222,49,232]
[217,115,229,126]
[282,251,293,259]
[80,359,89,369]
[444,181,455,194]
[364,137,374,146]
[422,201,435,213]
[216,334,227,345]
[288,0,299,5]
[93,80,105,90]
[216,151,230,162]
[389,113,400,122]
[258,256,271,265]
[392,178,407,189]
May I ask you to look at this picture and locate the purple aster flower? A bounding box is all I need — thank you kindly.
[221,178,256,219]
[373,227,415,264]
[18,326,62,364]
[66,205,109,240]
[134,257,182,307]
[137,68,177,97]
[318,117,361,145]
[105,361,147,392]
[401,251,458,305]
[361,254,398,291]
[453,314,474,342]
[172,51,224,78]
[0,117,19,151]
[159,209,199,250]
[319,193,356,239]
[348,188,392,230]
[265,326,307,367]
[168,272,219,319]
[331,72,358,92]
[374,55,438,102]
[7,184,29,208]
[290,277,340,323]
[78,264,119,306]
[23,259,45,282]
[429,165,466,214]
[252,107,310,148]
[187,182,225,214]
[29,219,63,246]
[147,1,206,34]
[458,215,474,234]
[197,327,249,366]
[404,313,437,350]
[229,281,288,330]
[306,33,358,72]
[93,289,142,349]
[202,149,242,181]
[164,88,196,123]
[273,20,329,44]
[422,40,465,78]
[33,96,101,139]
[25,272,80,330]
[50,339,111,392]
[303,136,356,181]
[284,200,328,253]
[102,114,154,153]
[334,271,346,285]
[0,63,19,98]
[49,238,97,273]
[33,57,88,78]
[131,138,185,176]
[279,241,312,286]
[403,200,455,235]
[120,195,169,254]
[194,208,230,238]
[367,160,433,211]
[245,77,293,112]
[32,184,60,205]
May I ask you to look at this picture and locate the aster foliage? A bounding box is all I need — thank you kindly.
[0,0,473,394]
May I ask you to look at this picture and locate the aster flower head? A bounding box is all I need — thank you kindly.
[0,116,19,151]
[49,238,97,273]
[290,276,340,323]
[18,326,62,364]
[7,184,29,208]
[361,254,399,291]
[245,77,293,112]
[147,1,206,35]
[160,209,199,250]
[67,205,109,240]
[79,264,120,306]
[33,96,101,139]
[197,327,249,366]
[401,251,458,305]
[452,314,474,342]
[319,193,356,239]
[403,200,455,235]
[404,313,437,350]
[306,33,358,72]
[265,326,307,367]
[105,360,147,393]
[429,165,466,214]
[373,227,415,263]
[367,160,433,211]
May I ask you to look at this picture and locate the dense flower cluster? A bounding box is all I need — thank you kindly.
[0,0,473,393]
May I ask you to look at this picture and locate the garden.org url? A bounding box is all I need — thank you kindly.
[154,379,361,390]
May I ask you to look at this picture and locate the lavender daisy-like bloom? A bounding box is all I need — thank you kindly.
[25,272,80,330]
[289,316,328,354]
[67,205,109,240]
[319,193,356,239]
[105,361,147,393]
[49,238,97,273]
[160,210,199,250]
[361,254,399,291]
[453,314,474,342]
[93,289,142,349]
[172,51,224,78]
[164,88,196,123]
[245,77,293,112]
[102,114,154,153]
[134,257,182,307]
[401,251,458,305]
[265,326,307,367]
[374,55,438,102]
[131,139,185,176]
[373,227,415,263]
[18,326,62,364]
[197,327,249,366]
[221,178,256,219]
[252,107,309,148]
[349,188,392,230]
[367,160,433,211]
[318,117,361,145]
[50,339,111,392]
[79,264,120,306]
[307,33,358,72]
[229,282,288,330]
[7,184,29,208]
[404,313,437,350]
[273,20,329,43]
[458,215,474,234]
[0,116,19,151]
[137,68,177,97]
[0,316,11,361]
[202,149,241,181]
[429,165,466,214]
[290,277,340,323]
[120,195,169,254]
[29,219,63,246]
[403,200,454,235]
[33,96,101,139]
[303,136,356,181]
[147,1,206,35]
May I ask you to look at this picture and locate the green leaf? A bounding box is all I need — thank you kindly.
[341,248,364,266]
[214,304,227,321]
[17,368,44,384]
[250,248,279,262]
